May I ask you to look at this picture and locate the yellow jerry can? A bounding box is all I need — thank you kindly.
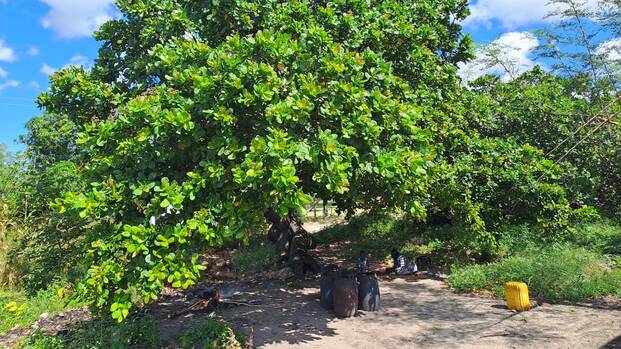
[505,281,530,311]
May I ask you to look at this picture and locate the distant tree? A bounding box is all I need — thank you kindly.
[469,67,621,218]
[536,0,619,93]
[20,114,79,170]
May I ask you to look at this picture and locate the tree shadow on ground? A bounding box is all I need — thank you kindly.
[218,278,338,347]
[602,334,621,348]
[216,275,570,348]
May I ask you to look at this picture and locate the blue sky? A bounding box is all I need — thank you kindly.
[0,0,613,152]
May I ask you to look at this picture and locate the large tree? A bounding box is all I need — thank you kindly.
[42,0,572,319]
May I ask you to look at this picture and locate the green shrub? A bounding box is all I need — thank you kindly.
[314,214,504,265]
[314,214,415,260]
[231,238,283,275]
[178,319,242,349]
[448,245,621,302]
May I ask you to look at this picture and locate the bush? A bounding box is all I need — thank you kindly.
[231,238,283,274]
[447,245,621,302]
[314,214,483,266]
[314,214,414,260]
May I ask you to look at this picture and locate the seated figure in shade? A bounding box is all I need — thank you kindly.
[356,250,369,272]
[390,248,418,275]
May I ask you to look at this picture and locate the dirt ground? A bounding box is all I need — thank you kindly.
[216,220,621,349]
[220,276,621,349]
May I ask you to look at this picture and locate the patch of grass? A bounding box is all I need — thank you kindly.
[231,237,284,275]
[447,245,621,302]
[178,319,243,349]
[0,285,80,334]
[18,332,65,349]
[568,222,621,255]
[17,315,161,349]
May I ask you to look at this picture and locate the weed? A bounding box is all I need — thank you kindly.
[568,222,621,255]
[231,237,283,275]
[178,319,242,349]
[0,284,81,334]
[17,315,161,349]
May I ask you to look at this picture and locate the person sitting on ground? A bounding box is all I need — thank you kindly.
[390,248,418,275]
[356,250,369,272]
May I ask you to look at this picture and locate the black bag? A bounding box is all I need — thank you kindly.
[357,273,380,311]
[333,277,359,318]
[319,268,338,309]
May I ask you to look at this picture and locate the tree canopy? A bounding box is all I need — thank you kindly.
[36,0,579,320]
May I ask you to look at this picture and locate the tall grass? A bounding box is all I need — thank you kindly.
[0,286,81,334]
[447,245,621,302]
[0,206,25,288]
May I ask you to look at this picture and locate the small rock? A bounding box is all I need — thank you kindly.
[39,312,49,319]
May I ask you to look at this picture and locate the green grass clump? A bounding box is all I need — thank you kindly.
[447,245,621,302]
[231,238,283,274]
[0,286,80,334]
[18,315,161,349]
[568,222,621,255]
[178,319,243,349]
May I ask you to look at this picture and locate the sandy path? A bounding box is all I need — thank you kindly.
[220,276,621,349]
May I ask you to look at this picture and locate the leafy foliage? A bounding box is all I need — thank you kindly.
[178,319,243,349]
[42,0,478,317]
[470,68,621,218]
[25,0,584,319]
[231,238,283,274]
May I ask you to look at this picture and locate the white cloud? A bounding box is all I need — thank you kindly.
[29,81,41,89]
[0,80,20,92]
[0,39,16,62]
[40,0,118,39]
[64,54,91,69]
[40,54,91,77]
[597,38,621,62]
[40,63,57,76]
[464,0,600,29]
[459,32,539,83]
[27,46,40,56]
[0,67,6,78]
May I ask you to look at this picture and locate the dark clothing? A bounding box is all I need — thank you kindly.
[356,257,369,271]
